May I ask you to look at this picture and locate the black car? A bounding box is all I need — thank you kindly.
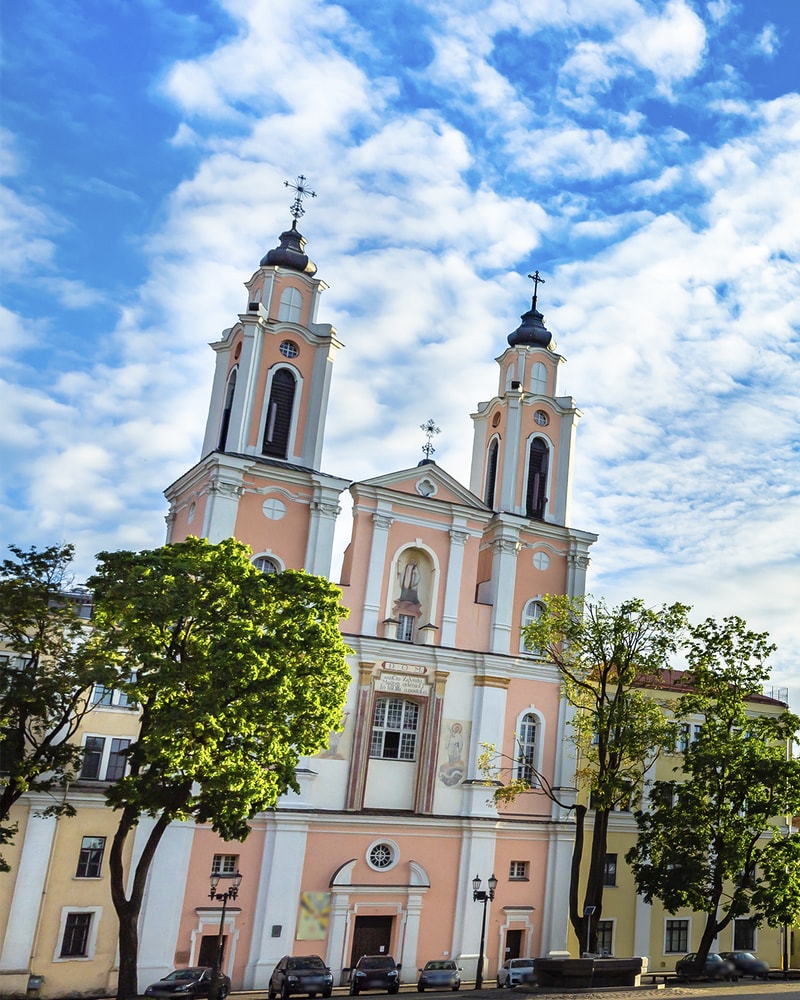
[269,955,334,999]
[350,955,400,995]
[144,968,231,999]
[720,951,770,979]
[675,953,737,981]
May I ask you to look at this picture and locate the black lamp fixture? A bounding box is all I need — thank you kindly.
[471,873,497,990]
[208,870,243,1000]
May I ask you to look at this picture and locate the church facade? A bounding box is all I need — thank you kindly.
[1,212,600,996]
[155,216,596,990]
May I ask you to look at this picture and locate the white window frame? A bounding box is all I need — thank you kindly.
[370,697,420,761]
[277,286,303,323]
[53,906,102,962]
[79,735,131,781]
[212,854,239,875]
[75,835,106,879]
[664,917,691,954]
[366,839,399,873]
[512,706,544,786]
[259,362,303,461]
[252,553,282,574]
[520,598,546,655]
[90,683,135,710]
[596,918,615,957]
[508,860,529,881]
[530,361,547,394]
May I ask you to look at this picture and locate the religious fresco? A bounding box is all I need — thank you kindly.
[438,719,470,786]
[317,710,352,759]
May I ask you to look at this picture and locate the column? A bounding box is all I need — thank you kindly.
[488,533,520,654]
[243,817,311,988]
[0,809,57,973]
[361,509,393,635]
[440,526,468,646]
[136,819,195,983]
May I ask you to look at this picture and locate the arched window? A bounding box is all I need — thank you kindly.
[262,368,297,458]
[521,599,545,655]
[370,698,419,760]
[530,362,547,394]
[525,438,549,519]
[277,287,302,323]
[485,438,499,508]
[504,364,514,391]
[515,712,538,784]
[253,555,279,574]
[217,367,237,451]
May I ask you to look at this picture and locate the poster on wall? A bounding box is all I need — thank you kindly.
[297,891,331,940]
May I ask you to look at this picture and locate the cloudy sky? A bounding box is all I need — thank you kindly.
[2,0,798,704]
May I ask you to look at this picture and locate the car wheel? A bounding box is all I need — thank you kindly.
[350,987,359,996]
[322,991,332,998]
[388,986,399,995]
[452,984,460,991]
[418,986,424,993]
[281,985,291,1000]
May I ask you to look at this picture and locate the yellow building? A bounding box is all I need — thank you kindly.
[565,673,794,973]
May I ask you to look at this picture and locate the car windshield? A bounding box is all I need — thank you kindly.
[288,958,326,971]
[735,953,756,960]
[425,962,453,970]
[164,971,204,982]
[513,961,533,967]
[360,958,394,970]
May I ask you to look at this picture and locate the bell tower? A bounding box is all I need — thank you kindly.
[165,178,349,577]
[470,272,580,526]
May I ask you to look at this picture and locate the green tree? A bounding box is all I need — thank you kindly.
[0,544,111,871]
[626,616,800,964]
[481,595,689,954]
[87,537,351,1000]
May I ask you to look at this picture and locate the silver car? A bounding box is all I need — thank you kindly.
[417,960,462,991]
[496,958,535,988]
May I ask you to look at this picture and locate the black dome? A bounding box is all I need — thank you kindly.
[260,222,317,275]
[507,299,553,348]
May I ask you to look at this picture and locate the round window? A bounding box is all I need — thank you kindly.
[279,340,299,359]
[533,410,549,426]
[367,841,398,871]
[234,342,242,360]
[492,412,501,427]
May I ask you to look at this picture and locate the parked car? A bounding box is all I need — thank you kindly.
[720,951,770,979]
[269,955,334,998]
[417,960,462,991]
[350,955,400,995]
[675,953,738,981]
[144,968,231,999]
[496,958,536,988]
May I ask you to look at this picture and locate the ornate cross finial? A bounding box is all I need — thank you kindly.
[284,174,316,221]
[420,418,441,461]
[527,270,545,308]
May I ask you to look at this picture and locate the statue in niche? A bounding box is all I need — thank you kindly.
[392,551,426,626]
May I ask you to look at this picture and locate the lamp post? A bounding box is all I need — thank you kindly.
[472,873,497,990]
[208,870,242,1000]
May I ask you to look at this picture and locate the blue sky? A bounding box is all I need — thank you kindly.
[2,0,799,705]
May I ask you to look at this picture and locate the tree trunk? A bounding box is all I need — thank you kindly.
[568,804,587,945]
[110,806,174,1000]
[583,807,611,954]
[696,909,720,965]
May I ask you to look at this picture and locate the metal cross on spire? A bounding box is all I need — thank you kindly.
[527,270,545,308]
[420,418,441,461]
[284,174,316,221]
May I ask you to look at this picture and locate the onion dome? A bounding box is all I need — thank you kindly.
[507,297,553,348]
[260,221,317,275]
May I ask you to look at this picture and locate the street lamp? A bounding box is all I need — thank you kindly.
[471,873,497,990]
[208,870,242,1000]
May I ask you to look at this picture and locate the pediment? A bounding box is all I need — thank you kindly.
[355,464,487,510]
